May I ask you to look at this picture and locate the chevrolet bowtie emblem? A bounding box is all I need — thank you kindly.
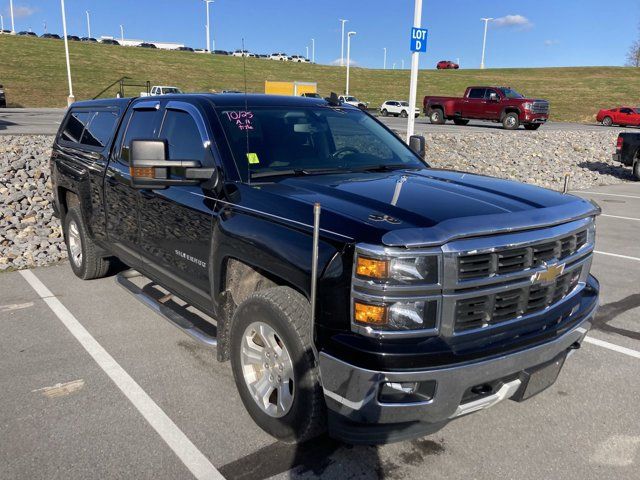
[532,263,565,284]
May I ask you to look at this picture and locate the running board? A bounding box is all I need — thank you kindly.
[116,270,218,347]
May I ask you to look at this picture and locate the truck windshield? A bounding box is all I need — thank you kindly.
[215,106,425,181]
[499,88,524,99]
[163,88,182,94]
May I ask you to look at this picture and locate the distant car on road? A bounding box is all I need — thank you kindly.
[270,53,289,61]
[232,49,250,57]
[41,33,61,39]
[424,86,549,130]
[289,55,307,63]
[138,42,157,49]
[101,38,120,45]
[66,35,81,41]
[597,107,640,127]
[80,37,97,42]
[18,31,37,37]
[338,95,369,110]
[1,29,12,34]
[0,84,6,108]
[436,60,459,69]
[141,85,183,97]
[213,50,229,55]
[178,46,194,52]
[380,100,420,118]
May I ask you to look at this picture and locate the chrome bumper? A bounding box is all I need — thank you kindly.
[319,305,595,426]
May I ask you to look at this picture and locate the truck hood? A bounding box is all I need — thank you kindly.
[244,168,599,246]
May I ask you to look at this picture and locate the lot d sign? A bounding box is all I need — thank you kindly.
[410,27,428,53]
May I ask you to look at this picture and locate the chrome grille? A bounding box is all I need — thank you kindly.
[531,101,549,114]
[457,229,588,281]
[454,268,581,332]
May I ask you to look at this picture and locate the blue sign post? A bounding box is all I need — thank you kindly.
[410,27,428,53]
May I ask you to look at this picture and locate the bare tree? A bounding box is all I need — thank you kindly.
[627,39,640,67]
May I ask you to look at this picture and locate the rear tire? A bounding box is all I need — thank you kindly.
[400,110,408,118]
[502,112,520,130]
[453,118,469,126]
[602,116,613,127]
[429,108,445,124]
[230,287,326,443]
[64,206,111,280]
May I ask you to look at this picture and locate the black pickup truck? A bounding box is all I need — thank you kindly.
[613,132,640,179]
[51,94,600,444]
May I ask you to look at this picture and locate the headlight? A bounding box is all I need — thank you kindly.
[354,299,438,331]
[356,255,439,284]
[522,102,532,111]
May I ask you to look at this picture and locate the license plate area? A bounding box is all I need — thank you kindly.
[511,351,567,402]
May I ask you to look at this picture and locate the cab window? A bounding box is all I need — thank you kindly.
[120,109,160,163]
[468,88,486,99]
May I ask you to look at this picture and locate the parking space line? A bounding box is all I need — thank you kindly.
[595,251,640,262]
[601,214,640,222]
[574,191,640,200]
[18,270,224,480]
[584,336,640,360]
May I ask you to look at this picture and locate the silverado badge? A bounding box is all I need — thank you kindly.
[532,262,565,284]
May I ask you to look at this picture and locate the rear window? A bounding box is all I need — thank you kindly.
[60,111,91,143]
[60,108,120,149]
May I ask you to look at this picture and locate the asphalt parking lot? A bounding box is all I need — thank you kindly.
[1,182,639,480]
[0,107,619,136]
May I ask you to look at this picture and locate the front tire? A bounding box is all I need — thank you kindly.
[400,110,408,118]
[602,116,613,127]
[230,287,326,443]
[64,205,111,280]
[429,108,445,124]
[502,112,520,130]
[633,161,640,181]
[381,109,388,117]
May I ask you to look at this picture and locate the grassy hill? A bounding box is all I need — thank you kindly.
[1,34,639,122]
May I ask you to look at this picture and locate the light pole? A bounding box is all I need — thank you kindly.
[383,47,387,69]
[10,0,15,34]
[311,38,315,63]
[120,24,124,42]
[60,0,74,105]
[306,45,309,60]
[43,21,46,33]
[345,31,356,94]
[204,0,214,52]
[339,19,348,66]
[0,15,4,32]
[480,17,493,69]
[86,11,91,39]
[401,59,405,69]
[392,62,396,70]
[406,0,423,141]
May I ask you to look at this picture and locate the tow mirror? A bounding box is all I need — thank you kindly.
[409,135,426,158]
[129,139,218,189]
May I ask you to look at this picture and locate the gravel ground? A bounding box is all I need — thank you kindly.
[0,131,630,271]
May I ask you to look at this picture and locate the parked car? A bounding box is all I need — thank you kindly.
[66,35,81,41]
[138,42,157,49]
[436,60,459,70]
[1,29,12,34]
[380,100,420,118]
[424,86,549,130]
[613,132,640,178]
[597,107,640,127]
[18,31,37,37]
[101,38,120,45]
[80,37,97,42]
[338,95,368,110]
[140,85,183,96]
[213,49,229,55]
[270,53,289,61]
[178,46,194,52]
[258,54,269,59]
[232,49,250,57]
[289,55,306,63]
[50,93,600,445]
[41,33,61,39]
[0,84,6,108]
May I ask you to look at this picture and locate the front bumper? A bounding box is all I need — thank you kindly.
[319,278,598,444]
[523,112,548,123]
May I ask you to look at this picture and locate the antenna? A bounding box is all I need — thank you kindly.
[242,38,250,185]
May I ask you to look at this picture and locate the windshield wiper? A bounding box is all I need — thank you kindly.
[250,167,351,180]
[354,164,417,172]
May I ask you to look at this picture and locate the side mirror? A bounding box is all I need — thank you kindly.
[489,93,499,102]
[409,135,426,158]
[130,139,218,189]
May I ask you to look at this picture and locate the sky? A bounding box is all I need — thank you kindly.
[2,0,640,69]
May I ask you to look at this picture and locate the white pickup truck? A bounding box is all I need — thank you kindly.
[140,85,183,97]
[338,95,369,110]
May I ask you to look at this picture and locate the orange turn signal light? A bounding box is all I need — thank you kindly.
[356,256,389,279]
[354,301,388,326]
[130,166,155,179]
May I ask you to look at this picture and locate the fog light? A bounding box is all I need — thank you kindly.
[379,380,436,404]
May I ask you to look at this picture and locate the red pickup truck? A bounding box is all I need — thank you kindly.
[424,86,549,130]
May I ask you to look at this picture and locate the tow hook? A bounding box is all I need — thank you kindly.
[567,341,581,358]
